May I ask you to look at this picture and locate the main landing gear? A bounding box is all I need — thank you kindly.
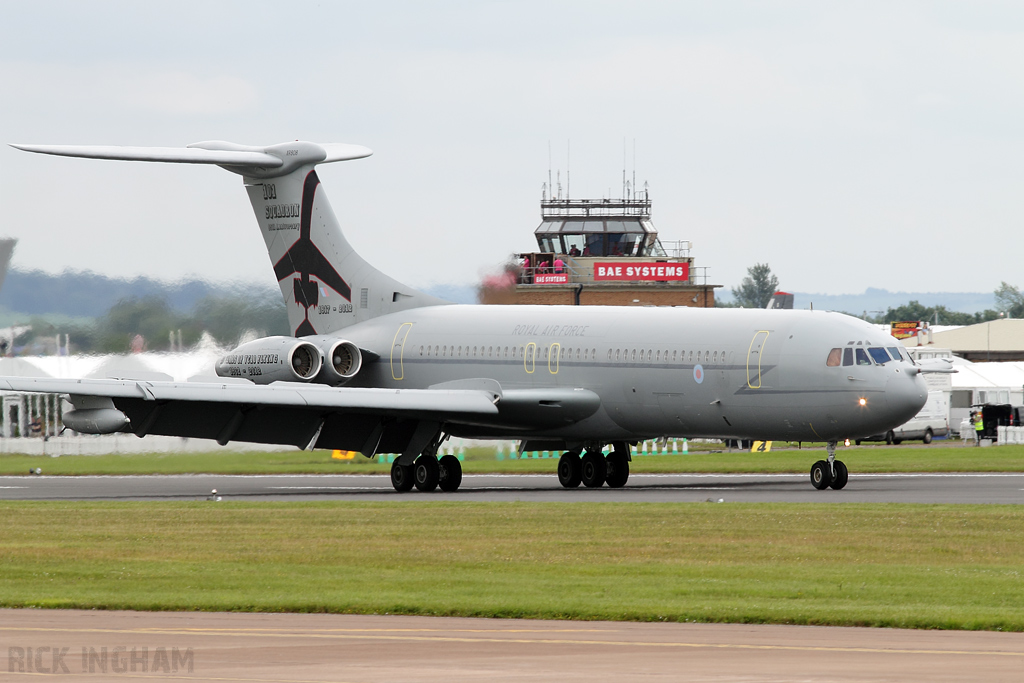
[558,442,630,489]
[810,440,848,491]
[390,448,463,493]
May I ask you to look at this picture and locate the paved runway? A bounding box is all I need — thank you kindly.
[1,609,1022,682]
[3,472,1024,503]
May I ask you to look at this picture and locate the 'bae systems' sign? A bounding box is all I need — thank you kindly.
[593,262,690,282]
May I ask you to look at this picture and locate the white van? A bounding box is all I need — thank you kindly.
[857,391,950,445]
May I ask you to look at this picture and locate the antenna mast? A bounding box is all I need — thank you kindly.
[566,140,570,199]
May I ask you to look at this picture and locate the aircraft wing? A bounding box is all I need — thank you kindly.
[0,376,500,456]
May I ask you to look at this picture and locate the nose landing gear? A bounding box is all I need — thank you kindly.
[810,440,848,490]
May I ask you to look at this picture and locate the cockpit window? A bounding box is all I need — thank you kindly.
[868,347,890,364]
[855,348,872,366]
[842,348,854,366]
[887,347,903,362]
[826,348,842,367]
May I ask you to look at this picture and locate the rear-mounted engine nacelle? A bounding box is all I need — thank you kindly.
[215,336,323,384]
[305,337,363,385]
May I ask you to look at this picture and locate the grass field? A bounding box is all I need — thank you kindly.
[1,501,1022,630]
[2,442,1024,475]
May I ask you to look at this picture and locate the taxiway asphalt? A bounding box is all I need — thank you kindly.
[1,609,1022,682]
[2,472,1024,503]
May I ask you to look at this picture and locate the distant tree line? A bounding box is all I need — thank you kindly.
[720,264,1022,327]
[18,293,289,355]
[868,282,1024,325]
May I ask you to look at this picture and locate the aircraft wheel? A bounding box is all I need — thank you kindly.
[414,455,440,492]
[923,428,933,445]
[884,431,895,445]
[390,461,415,492]
[438,454,462,492]
[557,451,582,488]
[581,450,607,488]
[605,449,629,488]
[829,460,849,490]
[810,460,832,490]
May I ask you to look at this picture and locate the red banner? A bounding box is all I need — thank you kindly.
[534,273,569,284]
[593,262,689,281]
[890,321,921,339]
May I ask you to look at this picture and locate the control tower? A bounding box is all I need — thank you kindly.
[480,186,720,306]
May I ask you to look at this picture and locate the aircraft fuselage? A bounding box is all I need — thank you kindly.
[331,304,927,443]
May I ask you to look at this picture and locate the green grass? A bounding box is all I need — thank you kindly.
[1,502,1022,630]
[3,442,1024,475]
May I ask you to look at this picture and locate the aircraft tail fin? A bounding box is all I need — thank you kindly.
[11,141,449,335]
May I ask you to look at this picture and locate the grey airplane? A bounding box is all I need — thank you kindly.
[3,140,947,493]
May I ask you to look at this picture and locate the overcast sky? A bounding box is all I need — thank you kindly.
[2,1,1023,297]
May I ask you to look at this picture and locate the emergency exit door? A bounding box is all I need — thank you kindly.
[391,323,413,380]
[746,331,769,389]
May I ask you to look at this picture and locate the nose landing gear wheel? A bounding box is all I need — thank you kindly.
[581,450,607,488]
[557,451,583,488]
[391,461,415,492]
[438,454,463,492]
[829,460,848,490]
[414,455,440,492]
[810,460,833,490]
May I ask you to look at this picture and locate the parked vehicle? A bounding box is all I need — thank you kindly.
[857,391,949,445]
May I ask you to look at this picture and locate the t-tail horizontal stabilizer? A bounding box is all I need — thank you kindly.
[11,140,448,334]
[10,141,372,178]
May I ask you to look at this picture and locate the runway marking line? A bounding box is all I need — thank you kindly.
[1,626,1022,657]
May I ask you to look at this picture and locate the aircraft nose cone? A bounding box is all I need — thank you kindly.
[885,372,927,424]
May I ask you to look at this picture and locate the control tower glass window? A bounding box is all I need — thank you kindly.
[607,233,641,257]
[563,234,586,256]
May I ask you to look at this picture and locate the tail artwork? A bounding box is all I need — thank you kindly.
[10,140,449,335]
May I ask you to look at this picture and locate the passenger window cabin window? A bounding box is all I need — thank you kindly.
[704,351,710,363]
[855,348,872,366]
[826,348,842,367]
[868,347,890,364]
[842,348,853,366]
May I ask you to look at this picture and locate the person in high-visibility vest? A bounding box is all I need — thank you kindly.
[974,411,985,446]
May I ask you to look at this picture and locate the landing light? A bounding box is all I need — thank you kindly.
[858,398,867,406]
[844,438,850,447]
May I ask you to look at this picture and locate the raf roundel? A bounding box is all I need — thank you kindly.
[693,364,704,384]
